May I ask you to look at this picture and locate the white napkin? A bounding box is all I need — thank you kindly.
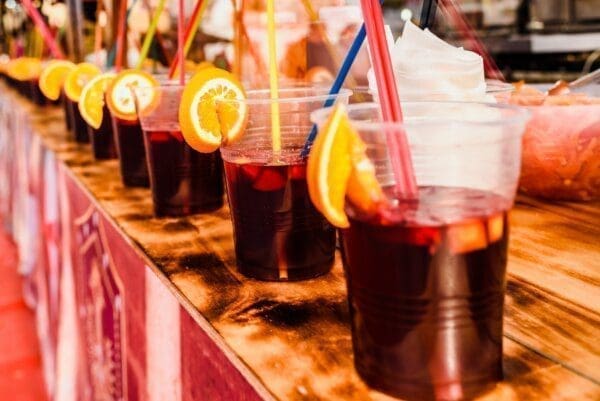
[368,21,488,102]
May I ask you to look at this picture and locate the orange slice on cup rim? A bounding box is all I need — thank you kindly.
[7,57,43,81]
[39,60,76,101]
[64,62,102,102]
[105,69,159,121]
[78,72,116,129]
[178,67,247,153]
[307,104,384,228]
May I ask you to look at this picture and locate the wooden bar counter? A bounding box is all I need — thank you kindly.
[2,82,599,400]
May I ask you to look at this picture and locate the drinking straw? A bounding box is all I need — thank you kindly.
[94,1,104,66]
[114,0,129,71]
[21,0,65,59]
[168,0,208,78]
[136,0,167,69]
[420,0,438,29]
[300,0,384,158]
[178,0,185,85]
[360,0,417,197]
[232,0,243,77]
[231,0,267,81]
[266,0,281,152]
[107,0,139,68]
[439,0,503,80]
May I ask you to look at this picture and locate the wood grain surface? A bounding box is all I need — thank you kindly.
[7,85,600,400]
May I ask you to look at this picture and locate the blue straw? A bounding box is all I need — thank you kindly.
[300,0,383,158]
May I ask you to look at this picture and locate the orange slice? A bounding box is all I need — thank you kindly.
[178,67,247,153]
[64,62,102,102]
[7,57,43,81]
[487,213,504,243]
[447,220,488,254]
[196,61,215,70]
[39,60,76,101]
[105,69,159,121]
[78,73,116,129]
[346,134,385,216]
[307,104,384,228]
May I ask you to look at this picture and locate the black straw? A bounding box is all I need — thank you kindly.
[420,0,438,29]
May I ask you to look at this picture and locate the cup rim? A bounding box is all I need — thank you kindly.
[218,87,353,106]
[368,80,514,95]
[131,83,185,93]
[310,101,531,131]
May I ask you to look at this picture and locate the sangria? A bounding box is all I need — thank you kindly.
[220,87,351,281]
[310,102,529,400]
[144,130,224,216]
[224,153,335,281]
[112,116,149,187]
[89,105,117,160]
[135,84,224,216]
[342,186,509,400]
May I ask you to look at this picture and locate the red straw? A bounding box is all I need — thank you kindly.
[439,0,504,81]
[178,0,185,84]
[168,0,205,79]
[115,0,128,71]
[360,0,417,197]
[21,0,65,59]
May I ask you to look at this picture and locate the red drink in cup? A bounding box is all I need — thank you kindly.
[220,88,351,281]
[89,104,117,160]
[223,151,335,281]
[66,98,90,143]
[135,85,224,216]
[311,102,529,400]
[343,186,509,400]
[61,90,73,132]
[28,78,46,106]
[106,70,160,188]
[111,116,150,187]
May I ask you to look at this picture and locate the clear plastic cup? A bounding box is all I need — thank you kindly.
[219,87,351,281]
[109,75,179,188]
[134,85,224,217]
[311,102,529,400]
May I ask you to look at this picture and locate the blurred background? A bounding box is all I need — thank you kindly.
[0,0,599,83]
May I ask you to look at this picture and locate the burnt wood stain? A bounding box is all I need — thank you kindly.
[10,83,600,401]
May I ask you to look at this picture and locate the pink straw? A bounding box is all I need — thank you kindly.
[21,0,64,59]
[360,0,417,198]
[440,0,504,81]
[115,0,128,71]
[178,0,185,84]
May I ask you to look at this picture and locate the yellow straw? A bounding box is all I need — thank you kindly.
[136,0,167,69]
[266,0,281,152]
[300,0,318,21]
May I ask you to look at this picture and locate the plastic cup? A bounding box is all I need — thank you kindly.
[28,78,46,106]
[134,85,224,217]
[61,90,73,132]
[219,87,351,281]
[311,102,529,400]
[111,115,149,187]
[67,97,90,143]
[89,104,117,160]
[109,75,184,188]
